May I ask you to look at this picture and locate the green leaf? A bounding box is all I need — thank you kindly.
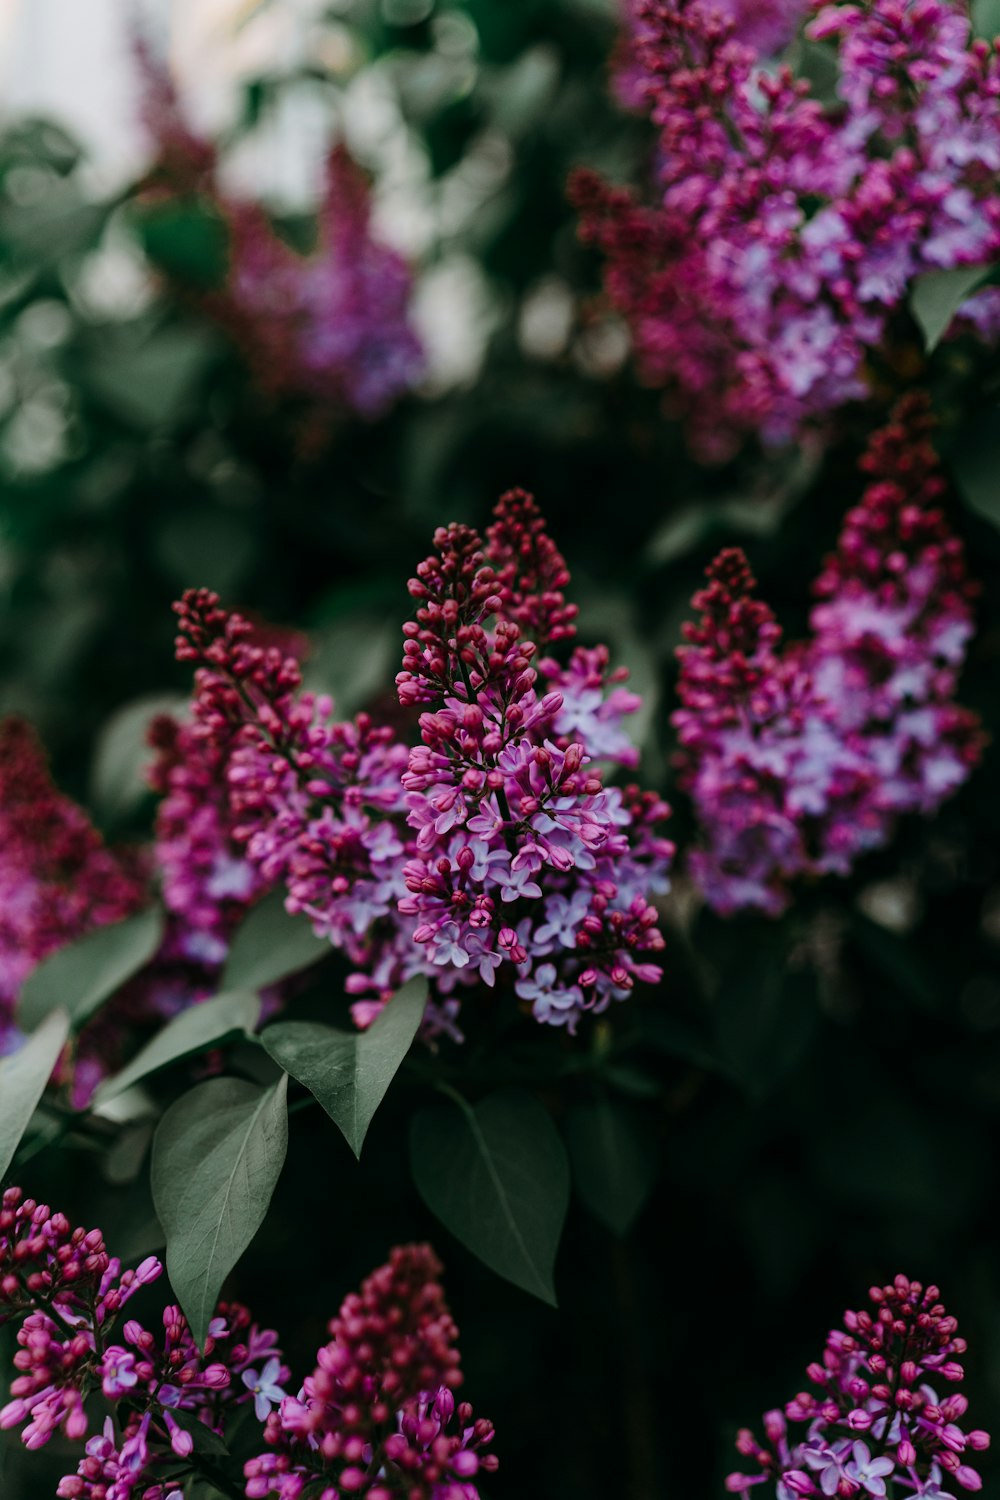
[93,992,261,1106]
[167,1407,230,1458]
[221,890,330,992]
[632,1010,722,1073]
[19,907,164,1032]
[135,202,229,288]
[0,1010,71,1180]
[261,978,426,1157]
[90,693,187,825]
[910,264,994,351]
[973,0,1000,37]
[409,1087,569,1305]
[151,1075,288,1345]
[714,950,819,1102]
[85,326,217,432]
[951,406,1000,528]
[565,1099,658,1236]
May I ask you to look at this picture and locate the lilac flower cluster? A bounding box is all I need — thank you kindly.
[0,718,149,1055]
[172,490,673,1036]
[615,0,808,110]
[148,696,270,973]
[574,0,1000,459]
[135,42,424,425]
[0,1187,284,1499]
[244,1242,497,1500]
[728,1274,991,1496]
[0,709,269,1105]
[673,397,982,915]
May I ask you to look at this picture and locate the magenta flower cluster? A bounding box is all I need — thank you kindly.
[672,397,982,915]
[0,1186,284,1499]
[727,1275,991,1496]
[0,1189,495,1500]
[135,39,424,425]
[172,489,674,1036]
[574,0,1000,458]
[0,707,272,1104]
[614,0,808,109]
[0,719,148,1061]
[244,1242,497,1499]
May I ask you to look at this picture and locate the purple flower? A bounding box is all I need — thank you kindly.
[846,1440,896,1496]
[242,1356,288,1421]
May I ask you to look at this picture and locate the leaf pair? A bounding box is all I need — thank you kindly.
[150,980,426,1344]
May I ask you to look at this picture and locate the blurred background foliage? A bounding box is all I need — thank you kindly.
[2,2,1000,1497]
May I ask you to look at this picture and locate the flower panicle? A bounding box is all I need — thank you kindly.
[0,1187,285,1498]
[577,0,1000,458]
[727,1275,991,1497]
[169,492,671,1038]
[243,1243,498,1500]
[674,399,982,914]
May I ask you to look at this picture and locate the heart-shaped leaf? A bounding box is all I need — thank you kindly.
[93,991,261,1107]
[409,1087,569,1305]
[910,264,995,351]
[0,1010,71,1180]
[221,891,330,992]
[565,1099,658,1237]
[151,1075,288,1345]
[261,978,426,1157]
[19,907,164,1032]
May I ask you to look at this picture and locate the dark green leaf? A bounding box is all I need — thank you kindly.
[135,202,229,287]
[261,978,425,1157]
[151,1075,288,1345]
[221,890,330,992]
[566,1099,657,1236]
[19,907,164,1032]
[631,1010,722,1073]
[0,1010,70,1180]
[168,1407,230,1458]
[94,991,261,1106]
[714,952,818,1102]
[849,912,940,1013]
[951,406,1000,528]
[910,264,994,351]
[409,1087,569,1305]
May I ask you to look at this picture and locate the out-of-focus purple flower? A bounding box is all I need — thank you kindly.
[134,37,424,425]
[576,0,1000,458]
[0,718,149,1058]
[674,397,982,913]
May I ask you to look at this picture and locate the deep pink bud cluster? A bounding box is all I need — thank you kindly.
[0,1187,285,1499]
[673,398,982,914]
[614,0,808,110]
[0,718,149,1052]
[134,37,424,424]
[575,0,1000,459]
[172,492,673,1036]
[243,1243,498,1500]
[727,1276,991,1496]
